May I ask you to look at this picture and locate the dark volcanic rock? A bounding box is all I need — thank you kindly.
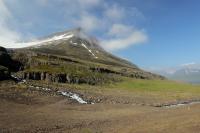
[0,46,23,80]
[0,65,10,80]
[0,47,7,53]
[0,46,22,72]
[22,71,110,85]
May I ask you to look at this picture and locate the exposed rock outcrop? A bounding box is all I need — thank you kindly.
[0,46,22,72]
[22,72,110,85]
[90,67,164,80]
[0,65,10,80]
[90,67,121,74]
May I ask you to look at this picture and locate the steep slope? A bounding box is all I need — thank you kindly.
[10,28,163,85]
[19,28,136,68]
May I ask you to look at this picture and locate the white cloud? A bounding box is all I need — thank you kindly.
[0,0,21,47]
[101,30,148,51]
[0,0,147,50]
[58,0,104,33]
[0,26,20,45]
[77,0,101,9]
[73,13,101,33]
[0,0,11,22]
[63,0,147,51]
[108,24,133,37]
[61,0,147,51]
[36,0,49,6]
[104,4,125,21]
[130,7,145,19]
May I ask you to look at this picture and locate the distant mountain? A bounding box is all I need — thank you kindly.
[151,63,200,84]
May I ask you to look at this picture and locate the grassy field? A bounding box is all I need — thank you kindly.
[111,78,200,99]
[55,77,200,105]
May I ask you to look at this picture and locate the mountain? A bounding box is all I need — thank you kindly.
[151,63,200,84]
[15,28,135,68]
[6,28,163,84]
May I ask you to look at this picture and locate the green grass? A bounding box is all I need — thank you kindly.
[104,78,200,101]
[70,78,200,104]
[28,76,200,104]
[21,51,200,101]
[59,77,200,96]
[113,78,200,92]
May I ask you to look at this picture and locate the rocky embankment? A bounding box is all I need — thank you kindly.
[21,72,107,85]
[19,67,163,85]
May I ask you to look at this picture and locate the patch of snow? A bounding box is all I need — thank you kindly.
[81,42,98,59]
[12,33,74,48]
[51,34,73,41]
[70,40,78,45]
[58,91,87,104]
[33,33,74,48]
[11,75,19,80]
[11,75,26,83]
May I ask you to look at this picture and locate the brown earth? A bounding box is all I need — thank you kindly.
[0,81,200,133]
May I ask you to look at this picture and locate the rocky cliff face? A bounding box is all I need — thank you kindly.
[21,71,117,85]
[19,67,163,85]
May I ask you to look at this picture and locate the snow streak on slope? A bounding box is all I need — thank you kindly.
[70,40,78,45]
[81,42,98,59]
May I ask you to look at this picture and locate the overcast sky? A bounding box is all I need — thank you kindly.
[1,0,200,69]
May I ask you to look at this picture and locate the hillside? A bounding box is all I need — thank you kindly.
[7,28,163,85]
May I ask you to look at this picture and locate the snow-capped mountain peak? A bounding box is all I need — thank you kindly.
[149,63,200,84]
[10,28,105,59]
